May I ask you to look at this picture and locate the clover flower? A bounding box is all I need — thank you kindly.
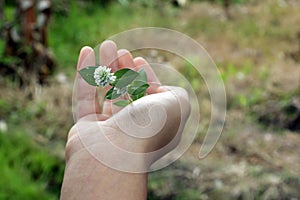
[93,66,116,87]
[79,66,149,107]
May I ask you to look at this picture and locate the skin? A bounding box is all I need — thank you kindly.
[60,40,191,200]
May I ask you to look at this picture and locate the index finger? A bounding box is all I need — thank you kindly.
[75,46,101,121]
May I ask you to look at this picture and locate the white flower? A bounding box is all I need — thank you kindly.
[0,120,7,133]
[94,66,116,87]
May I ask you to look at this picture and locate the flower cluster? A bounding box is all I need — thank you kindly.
[93,66,116,87]
[79,65,149,107]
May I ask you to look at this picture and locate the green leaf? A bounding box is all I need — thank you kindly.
[132,92,146,101]
[113,68,139,88]
[105,87,122,100]
[113,100,130,107]
[79,67,149,102]
[128,81,149,95]
[105,87,114,99]
[135,68,148,82]
[114,68,133,79]
[78,66,98,86]
[127,68,149,95]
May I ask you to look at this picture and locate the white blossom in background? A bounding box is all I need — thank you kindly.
[177,0,187,7]
[0,120,8,133]
[236,72,245,80]
[94,66,116,87]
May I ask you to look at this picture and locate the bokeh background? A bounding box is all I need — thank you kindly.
[0,0,300,199]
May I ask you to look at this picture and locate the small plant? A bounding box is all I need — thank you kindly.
[79,66,149,107]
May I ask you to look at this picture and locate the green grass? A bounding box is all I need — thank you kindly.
[49,2,175,76]
[1,0,300,199]
[0,132,64,200]
[0,85,67,199]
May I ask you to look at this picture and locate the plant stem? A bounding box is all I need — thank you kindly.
[126,93,133,103]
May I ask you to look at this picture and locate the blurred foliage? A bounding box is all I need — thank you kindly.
[1,0,300,199]
[0,84,66,199]
[0,132,64,199]
[253,90,300,132]
[48,0,176,77]
[3,0,113,7]
[191,0,246,3]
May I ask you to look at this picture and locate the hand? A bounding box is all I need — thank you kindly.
[60,40,190,200]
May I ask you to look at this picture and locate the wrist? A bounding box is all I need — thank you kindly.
[61,149,148,200]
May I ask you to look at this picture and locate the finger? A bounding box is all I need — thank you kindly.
[133,57,160,83]
[117,49,135,69]
[99,41,119,116]
[100,40,119,71]
[76,46,101,121]
[133,57,166,94]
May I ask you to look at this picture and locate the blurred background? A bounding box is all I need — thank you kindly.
[0,0,299,199]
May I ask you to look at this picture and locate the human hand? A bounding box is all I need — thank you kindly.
[60,40,190,199]
[67,40,190,170]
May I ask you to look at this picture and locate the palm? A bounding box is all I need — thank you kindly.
[69,41,190,171]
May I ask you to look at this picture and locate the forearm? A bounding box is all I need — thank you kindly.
[60,144,148,200]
